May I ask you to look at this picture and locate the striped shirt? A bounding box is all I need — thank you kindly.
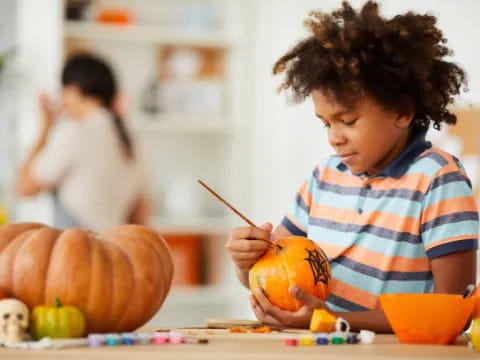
[282,131,479,312]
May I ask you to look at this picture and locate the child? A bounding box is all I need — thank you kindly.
[16,53,152,231]
[226,1,478,333]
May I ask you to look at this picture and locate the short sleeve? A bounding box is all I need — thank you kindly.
[281,165,319,236]
[31,122,79,186]
[421,165,479,260]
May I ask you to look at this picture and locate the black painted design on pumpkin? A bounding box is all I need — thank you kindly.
[304,248,330,285]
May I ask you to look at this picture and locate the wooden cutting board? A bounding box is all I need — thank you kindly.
[179,328,310,341]
[205,318,263,328]
[156,318,313,341]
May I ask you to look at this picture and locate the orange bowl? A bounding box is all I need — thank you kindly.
[379,293,476,344]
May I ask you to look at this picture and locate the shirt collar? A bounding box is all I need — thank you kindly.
[336,130,432,178]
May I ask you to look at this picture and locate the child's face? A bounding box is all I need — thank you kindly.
[312,89,413,175]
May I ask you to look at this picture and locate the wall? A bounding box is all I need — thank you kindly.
[0,0,18,214]
[14,0,63,223]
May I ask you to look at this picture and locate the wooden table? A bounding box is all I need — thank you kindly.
[1,334,478,360]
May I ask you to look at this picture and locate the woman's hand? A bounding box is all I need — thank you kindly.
[38,93,60,132]
[226,222,274,271]
[250,285,329,328]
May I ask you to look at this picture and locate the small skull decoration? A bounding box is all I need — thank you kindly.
[0,299,30,344]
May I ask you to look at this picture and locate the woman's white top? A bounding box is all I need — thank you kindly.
[32,108,150,231]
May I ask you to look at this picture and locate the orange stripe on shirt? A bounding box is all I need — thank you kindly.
[424,234,478,251]
[342,245,429,272]
[422,197,478,223]
[298,181,312,209]
[329,278,379,310]
[372,172,432,193]
[428,148,458,168]
[313,240,345,260]
[310,204,358,225]
[313,240,429,272]
[310,204,421,235]
[433,164,468,179]
[321,167,364,188]
[322,167,433,195]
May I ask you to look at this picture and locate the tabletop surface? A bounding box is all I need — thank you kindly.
[1,332,478,360]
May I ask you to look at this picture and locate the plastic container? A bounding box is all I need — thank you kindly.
[380,293,476,344]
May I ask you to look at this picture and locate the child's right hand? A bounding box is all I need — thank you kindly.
[226,222,274,271]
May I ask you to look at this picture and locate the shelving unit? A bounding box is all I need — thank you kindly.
[61,0,250,326]
[64,21,238,47]
[130,113,233,135]
[151,215,231,233]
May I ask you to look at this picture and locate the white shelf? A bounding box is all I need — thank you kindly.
[64,21,237,47]
[152,214,231,233]
[130,113,233,134]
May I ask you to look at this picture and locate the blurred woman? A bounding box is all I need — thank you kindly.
[16,53,152,231]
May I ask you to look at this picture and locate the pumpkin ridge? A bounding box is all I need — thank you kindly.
[84,232,113,332]
[278,243,299,310]
[13,227,59,307]
[83,231,93,311]
[152,233,174,298]
[128,233,165,319]
[149,235,173,318]
[39,229,60,298]
[44,229,92,316]
[0,229,37,292]
[106,227,173,318]
[101,230,142,330]
[0,223,44,253]
[92,234,116,330]
[99,236,135,331]
[92,235,115,332]
[133,229,173,312]
[41,229,59,305]
[42,229,63,303]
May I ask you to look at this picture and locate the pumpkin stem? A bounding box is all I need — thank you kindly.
[275,243,283,250]
[54,297,62,308]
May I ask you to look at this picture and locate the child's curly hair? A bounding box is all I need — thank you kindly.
[273,1,466,131]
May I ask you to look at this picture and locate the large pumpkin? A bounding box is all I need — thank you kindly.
[0,286,8,300]
[249,236,330,311]
[0,222,173,333]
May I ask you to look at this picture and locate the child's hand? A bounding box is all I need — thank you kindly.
[226,222,274,271]
[250,285,329,328]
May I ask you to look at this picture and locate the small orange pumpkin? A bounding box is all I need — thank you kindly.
[471,284,480,318]
[249,236,330,311]
[0,222,174,333]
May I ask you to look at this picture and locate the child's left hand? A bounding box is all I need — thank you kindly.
[250,285,329,328]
